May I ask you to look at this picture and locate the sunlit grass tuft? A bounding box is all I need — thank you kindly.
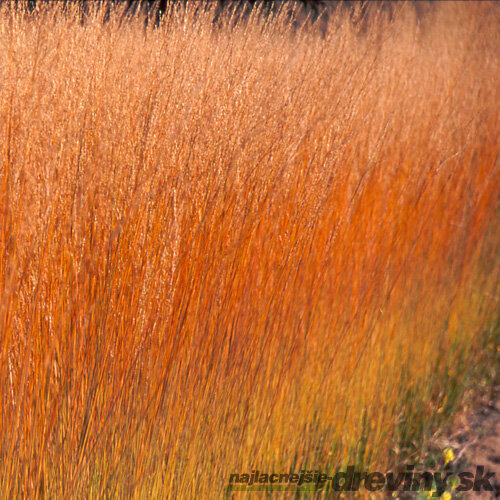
[0,1,498,498]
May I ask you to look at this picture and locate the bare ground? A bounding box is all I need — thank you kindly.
[444,387,500,498]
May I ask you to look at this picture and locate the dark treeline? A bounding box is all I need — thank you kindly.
[11,0,435,30]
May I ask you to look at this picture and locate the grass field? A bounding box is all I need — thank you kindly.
[0,1,498,498]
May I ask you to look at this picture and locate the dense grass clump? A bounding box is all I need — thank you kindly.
[0,2,498,498]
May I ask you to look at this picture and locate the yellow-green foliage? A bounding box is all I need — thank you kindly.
[0,2,498,498]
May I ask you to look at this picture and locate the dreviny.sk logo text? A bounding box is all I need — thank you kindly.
[227,465,496,496]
